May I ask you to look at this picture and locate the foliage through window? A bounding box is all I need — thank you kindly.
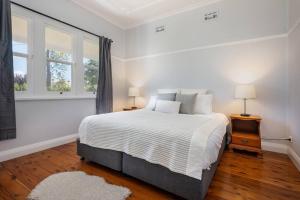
[45,27,73,93]
[13,56,27,91]
[83,39,99,93]
[84,58,99,92]
[12,16,28,92]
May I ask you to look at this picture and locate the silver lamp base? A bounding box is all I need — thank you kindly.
[240,113,251,117]
[241,99,251,117]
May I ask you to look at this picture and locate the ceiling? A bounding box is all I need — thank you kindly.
[71,0,222,29]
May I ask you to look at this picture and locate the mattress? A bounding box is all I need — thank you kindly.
[78,110,228,180]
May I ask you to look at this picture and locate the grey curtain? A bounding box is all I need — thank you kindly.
[96,37,113,114]
[0,0,16,140]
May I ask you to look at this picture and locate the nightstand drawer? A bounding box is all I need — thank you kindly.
[232,134,260,148]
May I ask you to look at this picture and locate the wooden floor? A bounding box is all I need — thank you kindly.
[1,143,300,200]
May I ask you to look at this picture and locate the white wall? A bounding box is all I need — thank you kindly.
[125,0,287,58]
[288,0,300,156]
[125,0,289,143]
[0,0,126,151]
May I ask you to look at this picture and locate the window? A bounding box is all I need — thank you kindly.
[11,6,104,99]
[12,16,28,91]
[83,38,99,93]
[45,27,73,92]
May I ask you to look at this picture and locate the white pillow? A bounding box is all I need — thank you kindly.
[157,89,180,94]
[180,89,208,95]
[155,100,181,114]
[194,94,213,114]
[145,96,157,110]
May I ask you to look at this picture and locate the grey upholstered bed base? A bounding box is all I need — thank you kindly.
[77,134,227,200]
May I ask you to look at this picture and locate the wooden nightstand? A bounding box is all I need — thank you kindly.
[229,114,263,157]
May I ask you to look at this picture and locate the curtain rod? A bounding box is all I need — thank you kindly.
[10,1,113,42]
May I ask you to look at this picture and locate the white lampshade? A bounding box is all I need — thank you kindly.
[235,85,256,99]
[128,87,140,97]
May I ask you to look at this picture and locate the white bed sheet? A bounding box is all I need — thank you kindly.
[79,110,228,180]
[187,113,228,178]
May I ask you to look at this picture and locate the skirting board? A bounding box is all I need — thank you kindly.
[262,141,300,172]
[0,134,78,162]
[288,147,300,172]
[261,141,288,154]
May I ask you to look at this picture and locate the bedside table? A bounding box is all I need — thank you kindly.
[229,114,263,157]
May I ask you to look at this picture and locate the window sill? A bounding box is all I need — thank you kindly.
[15,96,96,101]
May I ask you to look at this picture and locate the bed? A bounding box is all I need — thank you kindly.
[77,109,229,200]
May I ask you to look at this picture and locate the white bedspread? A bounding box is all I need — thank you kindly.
[79,110,228,180]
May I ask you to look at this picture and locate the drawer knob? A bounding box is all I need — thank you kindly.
[241,139,249,144]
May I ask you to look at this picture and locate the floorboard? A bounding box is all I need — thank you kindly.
[1,143,300,200]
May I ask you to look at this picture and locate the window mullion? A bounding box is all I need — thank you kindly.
[74,33,84,95]
[33,19,47,96]
[13,52,28,58]
[46,58,73,65]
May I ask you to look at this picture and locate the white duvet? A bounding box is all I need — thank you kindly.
[79,110,228,180]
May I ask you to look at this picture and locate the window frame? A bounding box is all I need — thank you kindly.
[43,22,77,97]
[11,5,103,100]
[11,10,34,98]
[82,35,99,96]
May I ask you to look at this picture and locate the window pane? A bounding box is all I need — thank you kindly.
[47,62,71,92]
[45,27,72,62]
[83,39,99,61]
[13,56,27,91]
[84,58,99,92]
[12,16,28,54]
[83,39,99,92]
[13,41,28,54]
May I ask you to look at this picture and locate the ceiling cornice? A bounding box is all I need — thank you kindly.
[71,0,223,30]
[126,0,223,29]
[71,0,127,29]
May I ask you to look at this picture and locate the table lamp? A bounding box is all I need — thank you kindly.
[128,87,140,109]
[235,84,256,117]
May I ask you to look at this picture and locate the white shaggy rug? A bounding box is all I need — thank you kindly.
[27,171,131,200]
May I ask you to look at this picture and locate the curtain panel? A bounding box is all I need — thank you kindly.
[0,0,16,140]
[96,37,113,114]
